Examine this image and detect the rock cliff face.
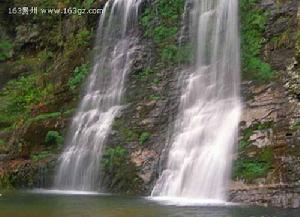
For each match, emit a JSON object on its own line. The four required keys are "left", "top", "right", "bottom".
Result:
{"left": 229, "top": 0, "right": 300, "bottom": 208}
{"left": 0, "top": 0, "right": 104, "bottom": 189}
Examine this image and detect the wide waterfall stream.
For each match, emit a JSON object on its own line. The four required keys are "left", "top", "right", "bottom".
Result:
{"left": 54, "top": 0, "right": 141, "bottom": 191}
{"left": 152, "top": 0, "right": 241, "bottom": 202}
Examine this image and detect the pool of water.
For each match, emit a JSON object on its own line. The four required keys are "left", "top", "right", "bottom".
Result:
{"left": 0, "top": 190, "right": 299, "bottom": 217}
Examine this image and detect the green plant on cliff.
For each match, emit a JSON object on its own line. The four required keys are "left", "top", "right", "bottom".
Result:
{"left": 31, "top": 151, "right": 52, "bottom": 161}
{"left": 45, "top": 131, "right": 64, "bottom": 146}
{"left": 296, "top": 31, "right": 300, "bottom": 53}
{"left": 139, "top": 132, "right": 151, "bottom": 145}
{"left": 68, "top": 63, "right": 90, "bottom": 90}
{"left": 233, "top": 148, "right": 273, "bottom": 182}
{"left": 0, "top": 139, "right": 8, "bottom": 153}
{"left": 102, "top": 146, "right": 127, "bottom": 171}
{"left": 233, "top": 122, "right": 274, "bottom": 182}
{"left": 0, "top": 74, "right": 54, "bottom": 120}
{"left": 102, "top": 146, "right": 140, "bottom": 193}
{"left": 0, "top": 40, "right": 13, "bottom": 61}
{"left": 141, "top": 0, "right": 186, "bottom": 64}
{"left": 240, "top": 0, "right": 274, "bottom": 81}
{"left": 238, "top": 121, "right": 274, "bottom": 150}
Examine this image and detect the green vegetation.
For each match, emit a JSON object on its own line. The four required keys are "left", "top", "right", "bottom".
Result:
{"left": 31, "top": 151, "right": 52, "bottom": 161}
{"left": 139, "top": 132, "right": 151, "bottom": 145}
{"left": 0, "top": 40, "right": 13, "bottom": 61}
{"left": 102, "top": 146, "right": 127, "bottom": 172}
{"left": 239, "top": 121, "right": 273, "bottom": 150}
{"left": 149, "top": 94, "right": 161, "bottom": 101}
{"left": 296, "top": 31, "right": 300, "bottom": 54}
{"left": 0, "top": 0, "right": 96, "bottom": 190}
{"left": 0, "top": 139, "right": 8, "bottom": 153}
{"left": 233, "top": 122, "right": 274, "bottom": 182}
{"left": 233, "top": 148, "right": 273, "bottom": 182}
{"left": 45, "top": 131, "right": 63, "bottom": 146}
{"left": 68, "top": 63, "right": 90, "bottom": 90}
{"left": 0, "top": 74, "right": 54, "bottom": 122}
{"left": 102, "top": 146, "right": 141, "bottom": 194}
{"left": 136, "top": 68, "right": 154, "bottom": 81}
{"left": 140, "top": 0, "right": 187, "bottom": 64}
{"left": 240, "top": 0, "right": 274, "bottom": 81}
{"left": 113, "top": 119, "right": 138, "bottom": 143}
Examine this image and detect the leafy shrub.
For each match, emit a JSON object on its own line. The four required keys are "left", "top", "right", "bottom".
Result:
{"left": 139, "top": 132, "right": 151, "bottom": 145}
{"left": 68, "top": 64, "right": 90, "bottom": 90}
{"left": 45, "top": 131, "right": 63, "bottom": 146}
{"left": 0, "top": 40, "right": 13, "bottom": 61}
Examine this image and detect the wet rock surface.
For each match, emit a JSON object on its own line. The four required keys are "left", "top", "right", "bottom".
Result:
{"left": 230, "top": 0, "right": 300, "bottom": 208}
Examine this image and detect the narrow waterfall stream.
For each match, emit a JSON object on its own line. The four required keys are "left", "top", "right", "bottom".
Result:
{"left": 152, "top": 0, "right": 241, "bottom": 202}
{"left": 54, "top": 0, "right": 141, "bottom": 191}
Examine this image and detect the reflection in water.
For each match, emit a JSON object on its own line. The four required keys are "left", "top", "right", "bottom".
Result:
{"left": 0, "top": 192, "right": 299, "bottom": 217}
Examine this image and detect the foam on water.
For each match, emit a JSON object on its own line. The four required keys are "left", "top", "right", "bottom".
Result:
{"left": 29, "top": 189, "right": 104, "bottom": 196}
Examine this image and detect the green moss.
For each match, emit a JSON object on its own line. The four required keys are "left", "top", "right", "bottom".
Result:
{"left": 139, "top": 132, "right": 151, "bottom": 145}
{"left": 240, "top": 0, "right": 274, "bottom": 81}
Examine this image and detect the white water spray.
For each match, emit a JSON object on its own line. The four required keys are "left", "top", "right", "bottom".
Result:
{"left": 152, "top": 0, "right": 241, "bottom": 202}
{"left": 54, "top": 0, "right": 142, "bottom": 191}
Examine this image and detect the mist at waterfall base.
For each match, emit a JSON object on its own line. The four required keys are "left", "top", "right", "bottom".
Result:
{"left": 54, "top": 0, "right": 141, "bottom": 191}
{"left": 151, "top": 0, "right": 241, "bottom": 204}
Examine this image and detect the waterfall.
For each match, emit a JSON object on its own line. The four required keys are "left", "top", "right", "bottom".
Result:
{"left": 54, "top": 0, "right": 142, "bottom": 191}
{"left": 152, "top": 0, "right": 241, "bottom": 202}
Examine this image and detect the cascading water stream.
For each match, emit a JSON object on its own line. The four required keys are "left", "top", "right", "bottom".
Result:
{"left": 152, "top": 0, "right": 241, "bottom": 202}
{"left": 54, "top": 0, "right": 141, "bottom": 191}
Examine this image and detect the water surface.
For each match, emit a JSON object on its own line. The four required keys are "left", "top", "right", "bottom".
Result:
{"left": 0, "top": 191, "right": 299, "bottom": 217}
